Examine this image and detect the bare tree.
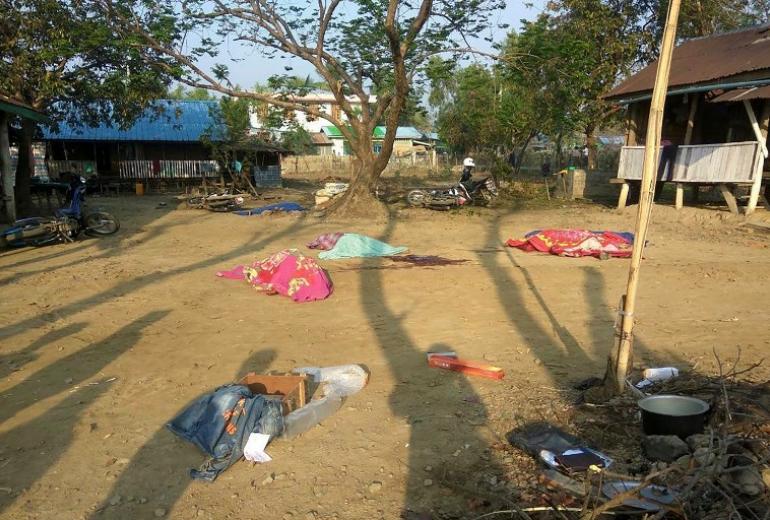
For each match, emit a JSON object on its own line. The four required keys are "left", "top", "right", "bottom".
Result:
{"left": 98, "top": 0, "right": 506, "bottom": 215}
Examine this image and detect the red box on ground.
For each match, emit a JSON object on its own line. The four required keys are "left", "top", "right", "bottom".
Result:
{"left": 427, "top": 355, "right": 505, "bottom": 380}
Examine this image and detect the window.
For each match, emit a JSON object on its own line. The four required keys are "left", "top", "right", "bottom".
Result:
{"left": 373, "top": 143, "right": 382, "bottom": 155}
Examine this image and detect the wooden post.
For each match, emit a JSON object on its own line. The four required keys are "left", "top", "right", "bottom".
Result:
{"left": 744, "top": 99, "right": 770, "bottom": 158}
{"left": 744, "top": 100, "right": 769, "bottom": 214}
{"left": 719, "top": 183, "right": 740, "bottom": 214}
{"left": 605, "top": 0, "right": 682, "bottom": 395}
{"left": 675, "top": 183, "right": 685, "bottom": 209}
{"left": 0, "top": 112, "right": 14, "bottom": 222}
{"left": 618, "top": 181, "right": 630, "bottom": 210}
{"left": 675, "top": 96, "right": 699, "bottom": 210}
{"left": 683, "top": 95, "right": 699, "bottom": 145}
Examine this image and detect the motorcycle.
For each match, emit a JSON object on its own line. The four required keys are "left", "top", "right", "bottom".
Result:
{"left": 407, "top": 176, "right": 498, "bottom": 209}
{"left": 186, "top": 192, "right": 245, "bottom": 212}
{"left": 1, "top": 180, "right": 120, "bottom": 248}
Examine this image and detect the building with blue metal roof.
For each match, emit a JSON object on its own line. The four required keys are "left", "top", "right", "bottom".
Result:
{"left": 40, "top": 100, "right": 282, "bottom": 183}
{"left": 42, "top": 100, "right": 221, "bottom": 142}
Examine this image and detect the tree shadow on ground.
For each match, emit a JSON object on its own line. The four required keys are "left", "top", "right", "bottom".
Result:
{"left": 0, "top": 241, "right": 94, "bottom": 269}
{"left": 0, "top": 196, "right": 178, "bottom": 272}
{"left": 361, "top": 215, "right": 510, "bottom": 519}
{"left": 480, "top": 215, "right": 694, "bottom": 470}
{"left": 477, "top": 214, "right": 688, "bottom": 390}
{"left": 0, "top": 201, "right": 191, "bottom": 287}
{"left": 0, "top": 214, "right": 316, "bottom": 341}
{"left": 0, "top": 310, "right": 170, "bottom": 515}
{"left": 90, "top": 348, "right": 277, "bottom": 519}
{"left": 0, "top": 311, "right": 170, "bottom": 424}
{"left": 0, "top": 321, "right": 87, "bottom": 380}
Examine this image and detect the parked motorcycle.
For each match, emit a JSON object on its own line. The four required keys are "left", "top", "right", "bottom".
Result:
{"left": 407, "top": 177, "right": 498, "bottom": 209}
{"left": 1, "top": 179, "right": 119, "bottom": 248}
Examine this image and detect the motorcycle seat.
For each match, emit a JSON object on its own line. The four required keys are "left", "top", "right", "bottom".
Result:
{"left": 55, "top": 208, "right": 77, "bottom": 218}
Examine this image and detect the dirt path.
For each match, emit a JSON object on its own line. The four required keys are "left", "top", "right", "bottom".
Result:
{"left": 1, "top": 196, "right": 769, "bottom": 519}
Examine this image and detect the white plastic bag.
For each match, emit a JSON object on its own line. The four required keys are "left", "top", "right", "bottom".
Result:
{"left": 281, "top": 365, "right": 368, "bottom": 438}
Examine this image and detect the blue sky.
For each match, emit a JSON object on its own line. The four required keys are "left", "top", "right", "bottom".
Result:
{"left": 196, "top": 1, "right": 545, "bottom": 90}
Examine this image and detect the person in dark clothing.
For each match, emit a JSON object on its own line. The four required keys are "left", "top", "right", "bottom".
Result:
{"left": 460, "top": 156, "right": 475, "bottom": 183}
{"left": 541, "top": 160, "right": 551, "bottom": 177}
{"left": 459, "top": 157, "right": 477, "bottom": 194}
{"left": 508, "top": 151, "right": 516, "bottom": 171}
{"left": 63, "top": 172, "right": 85, "bottom": 206}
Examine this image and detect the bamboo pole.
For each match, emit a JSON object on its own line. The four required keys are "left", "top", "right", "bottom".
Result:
{"left": 606, "top": 0, "right": 682, "bottom": 394}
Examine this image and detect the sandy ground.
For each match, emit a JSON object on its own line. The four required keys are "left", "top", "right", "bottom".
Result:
{"left": 1, "top": 189, "right": 769, "bottom": 520}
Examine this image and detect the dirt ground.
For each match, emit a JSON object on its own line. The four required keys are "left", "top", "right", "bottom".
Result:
{"left": 1, "top": 186, "right": 769, "bottom": 520}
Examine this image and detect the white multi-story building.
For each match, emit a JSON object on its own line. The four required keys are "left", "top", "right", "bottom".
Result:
{"left": 248, "top": 91, "right": 439, "bottom": 160}
{"left": 249, "top": 91, "right": 377, "bottom": 135}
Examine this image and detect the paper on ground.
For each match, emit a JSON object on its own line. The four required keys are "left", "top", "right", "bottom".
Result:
{"left": 244, "top": 433, "right": 272, "bottom": 463}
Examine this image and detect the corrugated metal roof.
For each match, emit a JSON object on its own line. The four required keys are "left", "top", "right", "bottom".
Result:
{"left": 606, "top": 25, "right": 770, "bottom": 101}
{"left": 393, "top": 126, "right": 423, "bottom": 139}
{"left": 310, "top": 132, "right": 333, "bottom": 145}
{"left": 597, "top": 135, "right": 625, "bottom": 145}
{"left": 322, "top": 126, "right": 344, "bottom": 138}
{"left": 709, "top": 85, "right": 770, "bottom": 102}
{"left": 42, "top": 100, "right": 221, "bottom": 142}
{"left": 322, "top": 125, "right": 422, "bottom": 139}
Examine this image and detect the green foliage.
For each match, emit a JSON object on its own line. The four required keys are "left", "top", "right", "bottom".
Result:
{"left": 433, "top": 65, "right": 500, "bottom": 153}
{"left": 202, "top": 96, "right": 252, "bottom": 146}
{"left": 658, "top": 0, "right": 769, "bottom": 40}
{"left": 167, "top": 86, "right": 214, "bottom": 100}
{"left": 202, "top": 95, "right": 267, "bottom": 180}
{"left": 0, "top": 0, "right": 177, "bottom": 122}
{"left": 101, "top": 0, "right": 508, "bottom": 195}
{"left": 1, "top": 0, "right": 178, "bottom": 213}
{"left": 281, "top": 125, "right": 315, "bottom": 155}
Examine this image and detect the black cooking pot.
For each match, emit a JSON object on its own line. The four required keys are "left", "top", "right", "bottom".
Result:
{"left": 638, "top": 395, "right": 710, "bottom": 438}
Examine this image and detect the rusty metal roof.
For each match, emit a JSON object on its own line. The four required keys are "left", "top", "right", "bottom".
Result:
{"left": 606, "top": 25, "right": 770, "bottom": 102}
{"left": 310, "top": 132, "right": 332, "bottom": 145}
{"left": 708, "top": 85, "right": 770, "bottom": 102}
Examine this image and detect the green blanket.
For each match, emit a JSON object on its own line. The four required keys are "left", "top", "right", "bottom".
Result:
{"left": 318, "top": 233, "right": 407, "bottom": 260}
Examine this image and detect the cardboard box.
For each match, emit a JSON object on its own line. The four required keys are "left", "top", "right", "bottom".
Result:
{"left": 238, "top": 374, "right": 307, "bottom": 414}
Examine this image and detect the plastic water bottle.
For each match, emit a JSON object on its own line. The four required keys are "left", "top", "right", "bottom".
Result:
{"left": 642, "top": 367, "right": 679, "bottom": 382}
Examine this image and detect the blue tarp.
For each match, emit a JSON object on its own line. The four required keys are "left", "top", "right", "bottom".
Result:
{"left": 234, "top": 202, "right": 305, "bottom": 216}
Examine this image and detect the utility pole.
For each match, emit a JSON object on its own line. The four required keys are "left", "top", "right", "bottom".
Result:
{"left": 605, "top": 0, "right": 682, "bottom": 395}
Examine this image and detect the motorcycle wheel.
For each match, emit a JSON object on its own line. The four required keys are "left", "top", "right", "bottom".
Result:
{"left": 186, "top": 196, "right": 205, "bottom": 208}
{"left": 407, "top": 190, "right": 428, "bottom": 207}
{"left": 84, "top": 212, "right": 120, "bottom": 236}
{"left": 208, "top": 203, "right": 239, "bottom": 212}
{"left": 479, "top": 189, "right": 494, "bottom": 205}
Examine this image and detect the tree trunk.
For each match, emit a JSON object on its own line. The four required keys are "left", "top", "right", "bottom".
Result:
{"left": 0, "top": 112, "right": 14, "bottom": 223}
{"left": 14, "top": 118, "right": 36, "bottom": 217}
{"left": 585, "top": 126, "right": 597, "bottom": 170}
{"left": 514, "top": 130, "right": 536, "bottom": 178}
{"left": 555, "top": 132, "right": 564, "bottom": 170}
{"left": 325, "top": 146, "right": 388, "bottom": 219}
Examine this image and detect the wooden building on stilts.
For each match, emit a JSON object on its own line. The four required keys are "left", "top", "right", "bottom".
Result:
{"left": 605, "top": 25, "right": 770, "bottom": 215}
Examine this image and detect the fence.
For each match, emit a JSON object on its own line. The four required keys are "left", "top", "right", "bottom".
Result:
{"left": 282, "top": 152, "right": 448, "bottom": 177}
{"left": 118, "top": 160, "right": 220, "bottom": 179}
{"left": 46, "top": 160, "right": 97, "bottom": 178}
{"left": 252, "top": 165, "right": 282, "bottom": 187}
{"left": 617, "top": 142, "right": 762, "bottom": 183}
